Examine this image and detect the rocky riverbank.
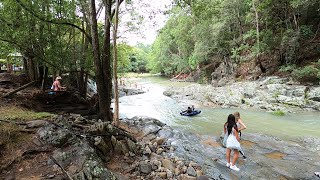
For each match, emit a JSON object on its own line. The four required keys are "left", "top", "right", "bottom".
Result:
{"left": 1, "top": 113, "right": 319, "bottom": 179}
{"left": 164, "top": 76, "right": 320, "bottom": 113}
{"left": 0, "top": 114, "right": 212, "bottom": 180}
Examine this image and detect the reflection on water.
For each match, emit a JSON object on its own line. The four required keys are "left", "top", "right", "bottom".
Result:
{"left": 116, "top": 76, "right": 320, "bottom": 140}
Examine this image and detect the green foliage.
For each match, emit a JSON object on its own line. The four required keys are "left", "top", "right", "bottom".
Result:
{"left": 280, "top": 61, "right": 320, "bottom": 83}
{"left": 150, "top": 0, "right": 320, "bottom": 79}
{"left": 231, "top": 44, "right": 250, "bottom": 62}
{"left": 271, "top": 110, "right": 285, "bottom": 116}
{"left": 279, "top": 64, "right": 297, "bottom": 73}
{"left": 299, "top": 25, "right": 314, "bottom": 39}
{"left": 0, "top": 0, "right": 93, "bottom": 75}
{"left": 292, "top": 65, "right": 319, "bottom": 83}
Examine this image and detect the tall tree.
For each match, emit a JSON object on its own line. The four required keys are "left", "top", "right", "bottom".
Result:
{"left": 112, "top": 0, "right": 121, "bottom": 124}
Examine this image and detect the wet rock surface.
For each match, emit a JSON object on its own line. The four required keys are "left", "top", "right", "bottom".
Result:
{"left": 122, "top": 116, "right": 320, "bottom": 179}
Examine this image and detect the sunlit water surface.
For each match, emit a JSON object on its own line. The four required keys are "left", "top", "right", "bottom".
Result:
{"left": 116, "top": 76, "right": 320, "bottom": 140}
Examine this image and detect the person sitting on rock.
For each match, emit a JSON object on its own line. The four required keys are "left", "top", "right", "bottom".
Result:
{"left": 51, "top": 76, "right": 66, "bottom": 91}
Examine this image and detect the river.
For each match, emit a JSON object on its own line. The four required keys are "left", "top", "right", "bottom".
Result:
{"left": 117, "top": 76, "right": 320, "bottom": 141}
{"left": 114, "top": 76, "right": 320, "bottom": 179}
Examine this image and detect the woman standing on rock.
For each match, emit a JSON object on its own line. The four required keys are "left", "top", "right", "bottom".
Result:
{"left": 234, "top": 111, "right": 247, "bottom": 159}
{"left": 225, "top": 114, "right": 241, "bottom": 171}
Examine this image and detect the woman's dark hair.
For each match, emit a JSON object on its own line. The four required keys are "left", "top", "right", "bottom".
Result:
{"left": 227, "top": 114, "right": 237, "bottom": 135}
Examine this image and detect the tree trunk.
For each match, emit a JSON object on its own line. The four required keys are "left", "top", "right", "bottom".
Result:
{"left": 112, "top": 0, "right": 120, "bottom": 124}
{"left": 89, "top": 0, "right": 112, "bottom": 121}
{"left": 78, "top": 18, "right": 90, "bottom": 98}
{"left": 252, "top": 0, "right": 260, "bottom": 65}
{"left": 26, "top": 57, "right": 39, "bottom": 82}
{"left": 102, "top": 0, "right": 113, "bottom": 121}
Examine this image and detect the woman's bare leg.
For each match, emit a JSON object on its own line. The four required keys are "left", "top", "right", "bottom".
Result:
{"left": 232, "top": 150, "right": 239, "bottom": 166}
{"left": 226, "top": 148, "right": 231, "bottom": 163}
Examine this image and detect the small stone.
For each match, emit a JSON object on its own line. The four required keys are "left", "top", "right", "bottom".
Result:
{"left": 178, "top": 174, "right": 197, "bottom": 180}
{"left": 196, "top": 170, "right": 203, "bottom": 176}
{"left": 158, "top": 172, "right": 167, "bottom": 179}
{"left": 129, "top": 151, "right": 135, "bottom": 157}
{"left": 166, "top": 169, "right": 173, "bottom": 178}
{"left": 151, "top": 160, "right": 161, "bottom": 170}
{"left": 187, "top": 167, "right": 197, "bottom": 177}
{"left": 151, "top": 137, "right": 166, "bottom": 146}
{"left": 175, "top": 167, "right": 181, "bottom": 176}
{"left": 149, "top": 144, "right": 156, "bottom": 152}
{"left": 162, "top": 158, "right": 175, "bottom": 172}
{"left": 189, "top": 161, "right": 199, "bottom": 167}
{"left": 153, "top": 142, "right": 158, "bottom": 148}
{"left": 47, "top": 174, "right": 55, "bottom": 179}
{"left": 154, "top": 176, "right": 163, "bottom": 180}
{"left": 182, "top": 166, "right": 188, "bottom": 173}
{"left": 150, "top": 152, "right": 162, "bottom": 160}
{"left": 143, "top": 146, "right": 152, "bottom": 155}
{"left": 156, "top": 148, "right": 164, "bottom": 154}
{"left": 139, "top": 161, "right": 152, "bottom": 174}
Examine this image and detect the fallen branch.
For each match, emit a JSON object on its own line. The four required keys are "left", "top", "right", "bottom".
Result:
{"left": 3, "top": 81, "right": 37, "bottom": 98}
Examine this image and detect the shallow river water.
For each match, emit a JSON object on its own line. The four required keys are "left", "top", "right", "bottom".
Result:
{"left": 117, "top": 76, "right": 320, "bottom": 141}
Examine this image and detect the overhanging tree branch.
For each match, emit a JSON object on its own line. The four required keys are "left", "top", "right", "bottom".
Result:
{"left": 15, "top": 0, "right": 92, "bottom": 43}
{"left": 0, "top": 38, "right": 23, "bottom": 49}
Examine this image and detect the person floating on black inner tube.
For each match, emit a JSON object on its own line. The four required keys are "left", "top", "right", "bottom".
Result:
{"left": 181, "top": 106, "right": 192, "bottom": 114}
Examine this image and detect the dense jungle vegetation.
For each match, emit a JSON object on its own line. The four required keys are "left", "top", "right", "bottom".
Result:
{"left": 148, "top": 0, "right": 320, "bottom": 83}
{"left": 0, "top": 0, "right": 320, "bottom": 119}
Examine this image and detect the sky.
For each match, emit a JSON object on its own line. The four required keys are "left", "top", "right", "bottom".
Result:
{"left": 117, "top": 0, "right": 172, "bottom": 46}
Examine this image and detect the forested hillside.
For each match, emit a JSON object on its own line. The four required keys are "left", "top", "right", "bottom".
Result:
{"left": 148, "top": 0, "right": 320, "bottom": 84}
{"left": 0, "top": 0, "right": 319, "bottom": 95}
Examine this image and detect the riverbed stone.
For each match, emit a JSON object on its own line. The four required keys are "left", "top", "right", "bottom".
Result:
{"left": 196, "top": 170, "right": 203, "bottom": 176}
{"left": 157, "top": 172, "right": 167, "bottom": 179}
{"left": 178, "top": 174, "right": 197, "bottom": 180}
{"left": 186, "top": 167, "right": 197, "bottom": 177}
{"left": 139, "top": 161, "right": 152, "bottom": 174}
{"left": 156, "top": 147, "right": 164, "bottom": 154}
{"left": 143, "top": 145, "right": 152, "bottom": 155}
{"left": 162, "top": 158, "right": 175, "bottom": 172}
{"left": 166, "top": 169, "right": 173, "bottom": 178}
{"left": 151, "top": 137, "right": 166, "bottom": 146}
